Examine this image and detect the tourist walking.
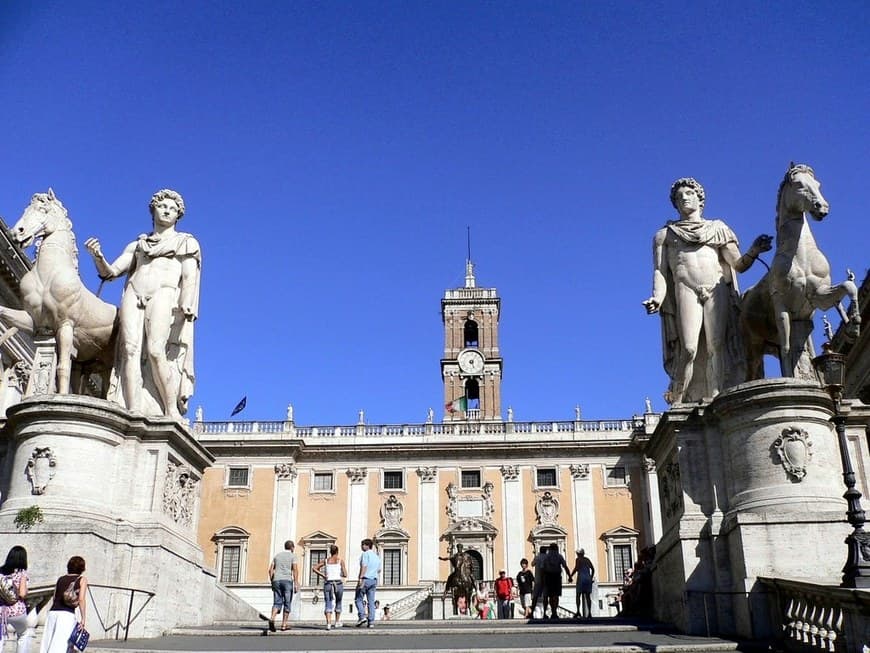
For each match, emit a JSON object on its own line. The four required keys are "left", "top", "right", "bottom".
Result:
{"left": 268, "top": 540, "right": 298, "bottom": 632}
{"left": 569, "top": 548, "right": 595, "bottom": 618}
{"left": 313, "top": 544, "right": 347, "bottom": 630}
{"left": 493, "top": 569, "right": 513, "bottom": 619}
{"left": 1, "top": 546, "right": 35, "bottom": 653}
{"left": 530, "top": 546, "right": 549, "bottom": 618}
{"left": 516, "top": 558, "right": 535, "bottom": 618}
{"left": 40, "top": 556, "right": 87, "bottom": 653}
{"left": 540, "top": 543, "right": 571, "bottom": 619}
{"left": 354, "top": 538, "right": 381, "bottom": 628}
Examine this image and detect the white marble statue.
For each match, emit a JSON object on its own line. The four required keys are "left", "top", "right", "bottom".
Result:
{"left": 86, "top": 189, "right": 201, "bottom": 419}
{"left": 286, "top": 404, "right": 294, "bottom": 422}
{"left": 643, "top": 178, "right": 771, "bottom": 404}
{"left": 426, "top": 407, "right": 434, "bottom": 424}
{"left": 741, "top": 164, "right": 861, "bottom": 380}
{"left": 195, "top": 405, "right": 204, "bottom": 423}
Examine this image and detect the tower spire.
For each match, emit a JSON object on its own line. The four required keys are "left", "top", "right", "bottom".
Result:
{"left": 464, "top": 226, "right": 476, "bottom": 288}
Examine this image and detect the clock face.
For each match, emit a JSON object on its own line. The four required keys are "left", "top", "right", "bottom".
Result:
{"left": 458, "top": 349, "right": 485, "bottom": 374}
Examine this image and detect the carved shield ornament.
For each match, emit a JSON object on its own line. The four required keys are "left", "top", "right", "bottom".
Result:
{"left": 773, "top": 427, "right": 812, "bottom": 481}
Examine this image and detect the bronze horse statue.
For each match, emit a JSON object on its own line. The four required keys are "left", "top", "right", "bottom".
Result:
{"left": 1, "top": 190, "right": 118, "bottom": 395}
{"left": 742, "top": 164, "right": 860, "bottom": 380}
{"left": 442, "top": 548, "right": 475, "bottom": 616}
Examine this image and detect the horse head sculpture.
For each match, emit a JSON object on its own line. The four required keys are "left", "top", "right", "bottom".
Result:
{"left": 11, "top": 188, "right": 73, "bottom": 248}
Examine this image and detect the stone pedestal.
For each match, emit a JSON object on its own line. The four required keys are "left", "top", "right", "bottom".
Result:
{"left": 0, "top": 395, "right": 258, "bottom": 638}
{"left": 647, "top": 379, "right": 852, "bottom": 638}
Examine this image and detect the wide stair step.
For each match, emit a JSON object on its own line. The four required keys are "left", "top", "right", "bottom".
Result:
{"left": 88, "top": 618, "right": 751, "bottom": 653}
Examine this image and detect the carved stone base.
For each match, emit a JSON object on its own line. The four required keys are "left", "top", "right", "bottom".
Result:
{"left": 0, "top": 395, "right": 258, "bottom": 637}
{"left": 647, "top": 380, "right": 858, "bottom": 639}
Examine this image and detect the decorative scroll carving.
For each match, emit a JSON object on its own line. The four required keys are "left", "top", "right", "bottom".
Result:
{"left": 772, "top": 426, "right": 813, "bottom": 482}
{"left": 26, "top": 447, "right": 56, "bottom": 495}
{"left": 416, "top": 467, "right": 437, "bottom": 482}
{"left": 535, "top": 491, "right": 559, "bottom": 526}
{"left": 500, "top": 465, "right": 519, "bottom": 481}
{"left": 347, "top": 467, "right": 368, "bottom": 484}
{"left": 569, "top": 463, "right": 590, "bottom": 479}
{"left": 381, "top": 494, "right": 404, "bottom": 528}
{"left": 274, "top": 462, "right": 298, "bottom": 480}
{"left": 643, "top": 456, "right": 656, "bottom": 473}
{"left": 163, "top": 460, "right": 198, "bottom": 527}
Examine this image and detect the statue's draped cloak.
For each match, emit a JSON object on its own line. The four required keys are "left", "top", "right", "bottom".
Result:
{"left": 659, "top": 218, "right": 745, "bottom": 402}
{"left": 107, "top": 232, "right": 201, "bottom": 416}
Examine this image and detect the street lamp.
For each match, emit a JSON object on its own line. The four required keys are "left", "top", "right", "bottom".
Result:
{"left": 812, "top": 343, "right": 870, "bottom": 588}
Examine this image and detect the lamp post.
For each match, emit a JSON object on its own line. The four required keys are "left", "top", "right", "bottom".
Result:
{"left": 812, "top": 343, "right": 870, "bottom": 588}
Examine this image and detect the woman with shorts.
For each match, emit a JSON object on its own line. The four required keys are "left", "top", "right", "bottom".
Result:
{"left": 313, "top": 545, "right": 347, "bottom": 630}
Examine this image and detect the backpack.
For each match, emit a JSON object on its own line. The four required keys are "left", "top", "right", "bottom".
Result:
{"left": 0, "top": 574, "right": 17, "bottom": 606}
{"left": 63, "top": 577, "right": 80, "bottom": 608}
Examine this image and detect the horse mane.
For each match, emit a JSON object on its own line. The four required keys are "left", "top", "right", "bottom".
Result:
{"left": 775, "top": 163, "right": 815, "bottom": 231}
{"left": 31, "top": 192, "right": 73, "bottom": 232}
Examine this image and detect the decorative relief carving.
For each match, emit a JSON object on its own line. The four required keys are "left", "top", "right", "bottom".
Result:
{"left": 660, "top": 459, "right": 684, "bottom": 520}
{"left": 535, "top": 491, "right": 559, "bottom": 526}
{"left": 569, "top": 463, "right": 590, "bottom": 480}
{"left": 643, "top": 456, "right": 656, "bottom": 473}
{"left": 274, "top": 462, "right": 298, "bottom": 480}
{"left": 163, "top": 460, "right": 198, "bottom": 528}
{"left": 26, "top": 447, "right": 56, "bottom": 495}
{"left": 500, "top": 465, "right": 519, "bottom": 481}
{"left": 482, "top": 481, "right": 494, "bottom": 521}
{"left": 446, "top": 482, "right": 458, "bottom": 522}
{"left": 416, "top": 467, "right": 437, "bottom": 482}
{"left": 772, "top": 426, "right": 813, "bottom": 482}
{"left": 380, "top": 494, "right": 404, "bottom": 528}
{"left": 347, "top": 467, "right": 368, "bottom": 484}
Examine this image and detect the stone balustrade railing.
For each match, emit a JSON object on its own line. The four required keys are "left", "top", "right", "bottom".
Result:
{"left": 194, "top": 417, "right": 645, "bottom": 439}
{"left": 758, "top": 577, "right": 870, "bottom": 652}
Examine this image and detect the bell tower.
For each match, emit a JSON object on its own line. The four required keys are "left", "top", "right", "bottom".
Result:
{"left": 441, "top": 259, "right": 503, "bottom": 421}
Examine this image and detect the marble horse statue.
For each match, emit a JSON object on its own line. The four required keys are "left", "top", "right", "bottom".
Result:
{"left": 741, "top": 163, "right": 860, "bottom": 380}
{"left": 1, "top": 189, "right": 117, "bottom": 395}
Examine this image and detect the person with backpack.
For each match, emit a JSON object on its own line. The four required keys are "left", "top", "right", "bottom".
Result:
{"left": 541, "top": 543, "right": 571, "bottom": 619}
{"left": 40, "top": 556, "right": 87, "bottom": 653}
{"left": 493, "top": 569, "right": 514, "bottom": 619}
{"left": 1, "top": 545, "right": 34, "bottom": 653}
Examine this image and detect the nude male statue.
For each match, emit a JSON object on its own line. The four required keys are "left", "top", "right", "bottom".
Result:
{"left": 85, "top": 189, "right": 201, "bottom": 419}
{"left": 643, "top": 178, "right": 771, "bottom": 404}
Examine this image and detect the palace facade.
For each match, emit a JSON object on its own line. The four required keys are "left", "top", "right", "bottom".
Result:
{"left": 193, "top": 261, "right": 662, "bottom": 618}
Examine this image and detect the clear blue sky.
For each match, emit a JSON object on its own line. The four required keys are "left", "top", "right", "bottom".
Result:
{"left": 1, "top": 1, "right": 867, "bottom": 423}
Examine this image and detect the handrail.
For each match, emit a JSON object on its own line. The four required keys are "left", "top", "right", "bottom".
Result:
{"left": 86, "top": 582, "right": 156, "bottom": 641}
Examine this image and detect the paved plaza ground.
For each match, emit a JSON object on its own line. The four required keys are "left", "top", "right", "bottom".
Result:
{"left": 88, "top": 619, "right": 749, "bottom": 653}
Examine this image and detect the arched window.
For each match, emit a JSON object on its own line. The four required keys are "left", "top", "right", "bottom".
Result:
{"left": 466, "top": 549, "right": 483, "bottom": 581}
{"left": 212, "top": 526, "right": 250, "bottom": 584}
{"left": 463, "top": 320, "right": 479, "bottom": 347}
{"left": 465, "top": 379, "right": 480, "bottom": 409}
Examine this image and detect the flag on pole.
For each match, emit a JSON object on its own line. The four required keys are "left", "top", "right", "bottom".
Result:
{"left": 445, "top": 396, "right": 467, "bottom": 413}
{"left": 231, "top": 396, "right": 247, "bottom": 416}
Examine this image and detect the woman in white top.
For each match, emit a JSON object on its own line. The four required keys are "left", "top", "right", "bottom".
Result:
{"left": 313, "top": 545, "right": 347, "bottom": 630}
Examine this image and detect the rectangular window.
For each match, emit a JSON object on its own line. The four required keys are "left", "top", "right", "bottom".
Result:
{"left": 536, "top": 467, "right": 557, "bottom": 487}
{"left": 312, "top": 472, "right": 334, "bottom": 492}
{"left": 613, "top": 544, "right": 633, "bottom": 582}
{"left": 461, "top": 470, "right": 481, "bottom": 488}
{"left": 227, "top": 467, "right": 249, "bottom": 487}
{"left": 383, "top": 470, "right": 404, "bottom": 490}
{"left": 220, "top": 545, "right": 241, "bottom": 583}
{"left": 382, "top": 548, "right": 402, "bottom": 585}
{"left": 606, "top": 466, "right": 627, "bottom": 487}
{"left": 308, "top": 549, "right": 327, "bottom": 586}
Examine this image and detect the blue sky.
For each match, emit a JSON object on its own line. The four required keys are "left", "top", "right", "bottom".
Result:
{"left": 0, "top": 1, "right": 867, "bottom": 423}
